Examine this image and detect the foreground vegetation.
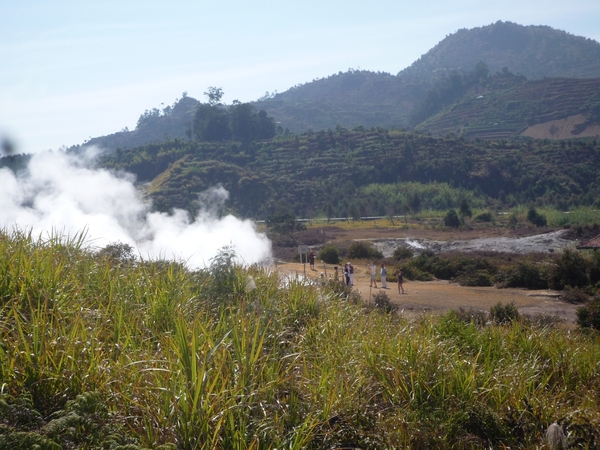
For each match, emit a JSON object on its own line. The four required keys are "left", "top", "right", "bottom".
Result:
{"left": 1, "top": 230, "right": 600, "bottom": 449}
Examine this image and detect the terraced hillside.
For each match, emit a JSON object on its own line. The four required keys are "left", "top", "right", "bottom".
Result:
{"left": 417, "top": 77, "right": 600, "bottom": 139}
{"left": 99, "top": 129, "right": 600, "bottom": 219}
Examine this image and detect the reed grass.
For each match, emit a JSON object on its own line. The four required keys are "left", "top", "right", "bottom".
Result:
{"left": 1, "top": 228, "right": 600, "bottom": 448}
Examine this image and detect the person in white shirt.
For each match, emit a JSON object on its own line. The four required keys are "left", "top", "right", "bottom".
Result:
{"left": 370, "top": 263, "right": 378, "bottom": 288}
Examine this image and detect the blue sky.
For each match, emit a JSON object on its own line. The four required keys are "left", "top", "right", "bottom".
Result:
{"left": 1, "top": 0, "right": 600, "bottom": 154}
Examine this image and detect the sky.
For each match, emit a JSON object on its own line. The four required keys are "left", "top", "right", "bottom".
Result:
{"left": 1, "top": 0, "right": 600, "bottom": 155}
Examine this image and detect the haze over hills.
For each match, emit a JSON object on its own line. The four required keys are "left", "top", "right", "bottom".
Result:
{"left": 73, "top": 21, "right": 600, "bottom": 151}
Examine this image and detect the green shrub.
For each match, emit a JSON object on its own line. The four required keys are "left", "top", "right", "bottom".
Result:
{"left": 549, "top": 249, "right": 589, "bottom": 290}
{"left": 490, "top": 302, "right": 519, "bottom": 325}
{"left": 400, "top": 265, "right": 434, "bottom": 281}
{"left": 576, "top": 297, "right": 600, "bottom": 330}
{"left": 444, "top": 209, "right": 460, "bottom": 228}
{"left": 393, "top": 246, "right": 414, "bottom": 260}
{"left": 458, "top": 270, "right": 493, "bottom": 287}
{"left": 346, "top": 241, "right": 382, "bottom": 259}
{"left": 372, "top": 291, "right": 397, "bottom": 313}
{"left": 405, "top": 251, "right": 496, "bottom": 282}
{"left": 496, "top": 261, "right": 548, "bottom": 289}
{"left": 319, "top": 245, "right": 340, "bottom": 264}
{"left": 527, "top": 206, "right": 547, "bottom": 227}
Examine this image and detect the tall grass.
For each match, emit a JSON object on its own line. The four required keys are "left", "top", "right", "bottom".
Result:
{"left": 1, "top": 229, "right": 600, "bottom": 448}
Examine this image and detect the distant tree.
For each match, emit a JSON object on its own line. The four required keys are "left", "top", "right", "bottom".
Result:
{"left": 204, "top": 86, "right": 224, "bottom": 106}
{"left": 255, "top": 110, "right": 276, "bottom": 139}
{"left": 266, "top": 209, "right": 306, "bottom": 245}
{"left": 349, "top": 203, "right": 360, "bottom": 222}
{"left": 193, "top": 104, "right": 231, "bottom": 141}
{"left": 325, "top": 202, "right": 333, "bottom": 223}
{"left": 230, "top": 102, "right": 256, "bottom": 142}
{"left": 230, "top": 103, "right": 276, "bottom": 142}
{"left": 409, "top": 192, "right": 422, "bottom": 217}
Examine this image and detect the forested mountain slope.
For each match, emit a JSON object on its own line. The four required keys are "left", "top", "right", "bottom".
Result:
{"left": 98, "top": 129, "right": 600, "bottom": 219}
{"left": 256, "top": 21, "right": 600, "bottom": 133}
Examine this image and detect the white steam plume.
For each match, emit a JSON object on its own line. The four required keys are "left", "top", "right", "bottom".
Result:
{"left": 0, "top": 149, "right": 271, "bottom": 266}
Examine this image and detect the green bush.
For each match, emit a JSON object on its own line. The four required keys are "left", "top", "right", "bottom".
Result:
{"left": 576, "top": 297, "right": 600, "bottom": 330}
{"left": 444, "top": 209, "right": 461, "bottom": 228}
{"left": 372, "top": 291, "right": 397, "bottom": 313}
{"left": 527, "top": 206, "right": 547, "bottom": 227}
{"left": 458, "top": 270, "right": 494, "bottom": 287}
{"left": 549, "top": 249, "right": 589, "bottom": 290}
{"left": 496, "top": 261, "right": 548, "bottom": 289}
{"left": 490, "top": 302, "right": 520, "bottom": 325}
{"left": 318, "top": 245, "right": 340, "bottom": 264}
{"left": 405, "top": 251, "right": 496, "bottom": 282}
{"left": 346, "top": 241, "right": 382, "bottom": 260}
{"left": 400, "top": 264, "right": 434, "bottom": 281}
{"left": 393, "top": 246, "right": 414, "bottom": 260}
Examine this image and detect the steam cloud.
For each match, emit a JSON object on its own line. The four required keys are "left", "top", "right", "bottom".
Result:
{"left": 0, "top": 149, "right": 272, "bottom": 267}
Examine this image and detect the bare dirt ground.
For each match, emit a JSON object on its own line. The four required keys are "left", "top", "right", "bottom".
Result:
{"left": 274, "top": 225, "right": 581, "bottom": 324}
{"left": 277, "top": 262, "right": 578, "bottom": 323}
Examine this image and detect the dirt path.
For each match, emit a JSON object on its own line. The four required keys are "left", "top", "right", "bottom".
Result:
{"left": 276, "top": 262, "right": 579, "bottom": 323}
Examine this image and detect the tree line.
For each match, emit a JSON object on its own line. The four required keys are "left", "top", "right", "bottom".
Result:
{"left": 190, "top": 87, "right": 277, "bottom": 143}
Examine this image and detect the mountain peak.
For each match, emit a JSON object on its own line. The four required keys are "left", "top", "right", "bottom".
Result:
{"left": 399, "top": 21, "right": 600, "bottom": 80}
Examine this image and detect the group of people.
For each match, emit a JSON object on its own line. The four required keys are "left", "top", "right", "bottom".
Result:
{"left": 308, "top": 249, "right": 404, "bottom": 294}
{"left": 370, "top": 262, "right": 405, "bottom": 294}
{"left": 331, "top": 262, "right": 355, "bottom": 286}
{"left": 328, "top": 261, "right": 405, "bottom": 294}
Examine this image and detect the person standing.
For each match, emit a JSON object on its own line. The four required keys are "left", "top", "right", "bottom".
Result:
{"left": 308, "top": 250, "right": 315, "bottom": 270}
{"left": 370, "top": 262, "right": 378, "bottom": 288}
{"left": 381, "top": 263, "right": 387, "bottom": 289}
{"left": 396, "top": 267, "right": 405, "bottom": 294}
{"left": 333, "top": 266, "right": 339, "bottom": 284}
{"left": 349, "top": 263, "right": 354, "bottom": 286}
{"left": 344, "top": 263, "right": 350, "bottom": 286}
